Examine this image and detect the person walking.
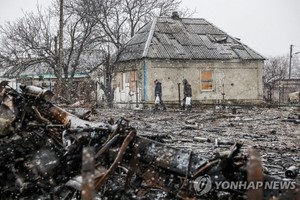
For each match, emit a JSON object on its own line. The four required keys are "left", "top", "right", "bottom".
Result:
{"left": 182, "top": 79, "right": 192, "bottom": 111}
{"left": 154, "top": 79, "right": 167, "bottom": 111}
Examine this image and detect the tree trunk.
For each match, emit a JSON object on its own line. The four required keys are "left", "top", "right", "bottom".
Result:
{"left": 56, "top": 0, "right": 64, "bottom": 97}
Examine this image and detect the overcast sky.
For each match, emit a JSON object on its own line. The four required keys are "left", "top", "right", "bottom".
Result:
{"left": 1, "top": 0, "right": 299, "bottom": 57}
{"left": 181, "top": 0, "right": 300, "bottom": 57}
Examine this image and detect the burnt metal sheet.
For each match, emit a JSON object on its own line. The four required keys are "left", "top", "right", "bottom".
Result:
{"left": 0, "top": 103, "right": 15, "bottom": 136}
{"left": 135, "top": 136, "right": 207, "bottom": 176}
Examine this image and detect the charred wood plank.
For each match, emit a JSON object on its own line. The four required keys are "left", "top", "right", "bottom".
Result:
{"left": 81, "top": 147, "right": 95, "bottom": 200}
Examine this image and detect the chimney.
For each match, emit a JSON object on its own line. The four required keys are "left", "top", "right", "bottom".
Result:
{"left": 171, "top": 11, "right": 180, "bottom": 20}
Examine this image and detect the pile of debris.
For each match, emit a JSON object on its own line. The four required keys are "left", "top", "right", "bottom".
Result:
{"left": 0, "top": 81, "right": 299, "bottom": 199}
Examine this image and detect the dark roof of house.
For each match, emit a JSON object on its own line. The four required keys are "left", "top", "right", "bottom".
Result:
{"left": 118, "top": 16, "right": 264, "bottom": 62}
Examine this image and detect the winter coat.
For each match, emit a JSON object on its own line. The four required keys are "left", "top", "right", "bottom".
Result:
{"left": 155, "top": 82, "right": 162, "bottom": 96}
{"left": 184, "top": 82, "right": 192, "bottom": 97}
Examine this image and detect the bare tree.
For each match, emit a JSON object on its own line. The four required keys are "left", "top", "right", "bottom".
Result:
{"left": 264, "top": 56, "right": 289, "bottom": 84}
{"left": 0, "top": 0, "right": 188, "bottom": 106}
{"left": 263, "top": 55, "right": 289, "bottom": 102}
{"left": 70, "top": 0, "right": 184, "bottom": 106}
{"left": 56, "top": 0, "right": 64, "bottom": 97}
{"left": 0, "top": 3, "right": 105, "bottom": 102}
{"left": 0, "top": 8, "right": 56, "bottom": 76}
{"left": 123, "top": 0, "right": 182, "bottom": 37}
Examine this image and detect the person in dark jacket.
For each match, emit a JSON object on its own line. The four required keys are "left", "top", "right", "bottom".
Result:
{"left": 182, "top": 79, "right": 192, "bottom": 111}
{"left": 154, "top": 79, "right": 167, "bottom": 111}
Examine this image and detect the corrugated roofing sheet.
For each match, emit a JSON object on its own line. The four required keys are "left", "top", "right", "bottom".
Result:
{"left": 127, "top": 32, "right": 148, "bottom": 45}
{"left": 119, "top": 43, "right": 145, "bottom": 61}
{"left": 244, "top": 46, "right": 264, "bottom": 60}
{"left": 156, "top": 22, "right": 173, "bottom": 33}
{"left": 154, "top": 33, "right": 171, "bottom": 45}
{"left": 187, "top": 33, "right": 206, "bottom": 46}
{"left": 138, "top": 22, "right": 152, "bottom": 33}
{"left": 181, "top": 18, "right": 208, "bottom": 25}
{"left": 185, "top": 46, "right": 207, "bottom": 59}
{"left": 199, "top": 35, "right": 216, "bottom": 49}
{"left": 148, "top": 44, "right": 170, "bottom": 58}
{"left": 173, "top": 33, "right": 190, "bottom": 45}
{"left": 232, "top": 48, "right": 253, "bottom": 60}
{"left": 117, "top": 16, "right": 264, "bottom": 62}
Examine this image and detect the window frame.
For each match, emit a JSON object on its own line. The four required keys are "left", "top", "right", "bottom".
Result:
{"left": 200, "top": 70, "right": 214, "bottom": 91}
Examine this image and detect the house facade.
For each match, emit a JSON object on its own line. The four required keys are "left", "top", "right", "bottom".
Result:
{"left": 114, "top": 13, "right": 265, "bottom": 108}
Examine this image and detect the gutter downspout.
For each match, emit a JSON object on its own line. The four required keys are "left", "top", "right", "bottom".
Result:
{"left": 143, "top": 59, "right": 147, "bottom": 101}
{"left": 142, "top": 18, "right": 157, "bottom": 102}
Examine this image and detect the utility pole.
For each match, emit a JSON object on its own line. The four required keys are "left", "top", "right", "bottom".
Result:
{"left": 288, "top": 44, "right": 293, "bottom": 79}
{"left": 56, "top": 0, "right": 64, "bottom": 96}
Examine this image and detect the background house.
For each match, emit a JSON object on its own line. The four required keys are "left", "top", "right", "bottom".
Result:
{"left": 115, "top": 12, "right": 265, "bottom": 108}
{"left": 1, "top": 64, "right": 98, "bottom": 104}
{"left": 267, "top": 79, "right": 300, "bottom": 104}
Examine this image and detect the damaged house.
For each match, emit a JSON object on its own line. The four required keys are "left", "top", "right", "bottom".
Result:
{"left": 1, "top": 64, "right": 96, "bottom": 103}
{"left": 114, "top": 12, "right": 265, "bottom": 108}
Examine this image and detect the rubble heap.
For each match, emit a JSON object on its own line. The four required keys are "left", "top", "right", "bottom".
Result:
{"left": 0, "top": 82, "right": 299, "bottom": 199}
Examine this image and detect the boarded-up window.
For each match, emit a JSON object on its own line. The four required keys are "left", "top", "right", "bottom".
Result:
{"left": 130, "top": 71, "right": 137, "bottom": 91}
{"left": 200, "top": 70, "right": 213, "bottom": 90}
